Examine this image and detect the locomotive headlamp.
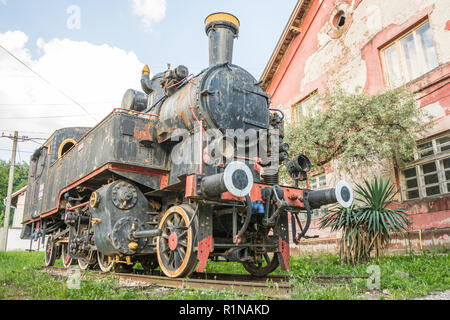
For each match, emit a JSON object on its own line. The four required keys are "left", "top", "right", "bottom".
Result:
{"left": 121, "top": 89, "right": 148, "bottom": 112}
{"left": 200, "top": 161, "right": 254, "bottom": 198}
{"left": 286, "top": 154, "right": 312, "bottom": 181}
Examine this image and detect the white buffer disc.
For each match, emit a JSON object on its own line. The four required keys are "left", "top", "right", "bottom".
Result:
{"left": 223, "top": 161, "right": 254, "bottom": 197}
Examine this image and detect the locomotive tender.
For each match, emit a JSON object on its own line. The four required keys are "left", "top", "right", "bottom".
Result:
{"left": 20, "top": 13, "right": 353, "bottom": 278}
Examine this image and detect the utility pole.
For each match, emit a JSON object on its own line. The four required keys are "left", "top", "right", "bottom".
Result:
{"left": 0, "top": 131, "right": 18, "bottom": 251}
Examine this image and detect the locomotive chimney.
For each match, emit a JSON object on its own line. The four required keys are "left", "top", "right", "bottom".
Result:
{"left": 205, "top": 12, "right": 240, "bottom": 66}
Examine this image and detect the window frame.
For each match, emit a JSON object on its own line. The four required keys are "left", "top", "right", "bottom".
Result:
{"left": 400, "top": 132, "right": 450, "bottom": 201}
{"left": 291, "top": 91, "right": 318, "bottom": 123}
{"left": 309, "top": 173, "right": 327, "bottom": 190}
{"left": 380, "top": 20, "right": 438, "bottom": 88}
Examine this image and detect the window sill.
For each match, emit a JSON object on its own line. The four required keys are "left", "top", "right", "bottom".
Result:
{"left": 399, "top": 192, "right": 450, "bottom": 205}
{"left": 401, "top": 150, "right": 450, "bottom": 169}
{"left": 406, "top": 63, "right": 450, "bottom": 93}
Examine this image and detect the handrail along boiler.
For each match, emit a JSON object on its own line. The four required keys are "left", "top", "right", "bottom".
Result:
{"left": 20, "top": 13, "right": 353, "bottom": 277}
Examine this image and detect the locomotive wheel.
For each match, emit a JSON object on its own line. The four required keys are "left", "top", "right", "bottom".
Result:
{"left": 242, "top": 252, "right": 280, "bottom": 277}
{"left": 44, "top": 236, "right": 56, "bottom": 267}
{"left": 97, "top": 252, "right": 115, "bottom": 273}
{"left": 78, "top": 251, "right": 97, "bottom": 271}
{"left": 157, "top": 205, "right": 197, "bottom": 278}
{"left": 78, "top": 258, "right": 89, "bottom": 271}
{"left": 61, "top": 243, "right": 76, "bottom": 268}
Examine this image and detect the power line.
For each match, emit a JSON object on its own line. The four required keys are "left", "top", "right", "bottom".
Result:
{"left": 0, "top": 132, "right": 45, "bottom": 156}
{"left": 1, "top": 129, "right": 52, "bottom": 135}
{"left": 0, "top": 101, "right": 120, "bottom": 106}
{"left": 0, "top": 148, "right": 33, "bottom": 154}
{"left": 0, "top": 44, "right": 98, "bottom": 123}
{"left": 1, "top": 132, "right": 47, "bottom": 143}
{"left": 0, "top": 113, "right": 103, "bottom": 120}
{"left": 29, "top": 139, "right": 44, "bottom": 145}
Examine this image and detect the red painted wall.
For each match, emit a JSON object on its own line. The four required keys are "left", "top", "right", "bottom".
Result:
{"left": 266, "top": 0, "right": 450, "bottom": 245}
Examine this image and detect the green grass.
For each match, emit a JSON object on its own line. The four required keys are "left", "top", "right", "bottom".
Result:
{"left": 290, "top": 250, "right": 449, "bottom": 299}
{"left": 0, "top": 250, "right": 448, "bottom": 300}
{"left": 203, "top": 250, "right": 450, "bottom": 300}
{"left": 0, "top": 251, "right": 147, "bottom": 300}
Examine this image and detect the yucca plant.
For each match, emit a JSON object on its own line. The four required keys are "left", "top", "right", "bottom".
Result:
{"left": 320, "top": 177, "right": 411, "bottom": 265}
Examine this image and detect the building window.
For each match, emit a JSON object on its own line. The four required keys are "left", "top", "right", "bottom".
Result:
{"left": 291, "top": 93, "right": 318, "bottom": 123}
{"left": 400, "top": 133, "right": 450, "bottom": 200}
{"left": 381, "top": 21, "right": 438, "bottom": 88}
{"left": 309, "top": 174, "right": 327, "bottom": 189}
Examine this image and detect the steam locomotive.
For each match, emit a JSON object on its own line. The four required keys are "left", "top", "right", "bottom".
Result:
{"left": 20, "top": 13, "right": 353, "bottom": 278}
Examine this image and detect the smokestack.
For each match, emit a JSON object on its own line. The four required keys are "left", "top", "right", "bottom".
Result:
{"left": 205, "top": 12, "right": 240, "bottom": 66}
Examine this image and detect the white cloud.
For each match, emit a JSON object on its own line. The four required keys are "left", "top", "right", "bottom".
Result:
{"left": 0, "top": 30, "right": 145, "bottom": 162}
{"left": 131, "top": 0, "right": 166, "bottom": 30}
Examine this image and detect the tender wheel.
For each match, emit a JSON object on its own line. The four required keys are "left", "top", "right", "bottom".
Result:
{"left": 97, "top": 252, "right": 115, "bottom": 273}
{"left": 61, "top": 243, "right": 76, "bottom": 268}
{"left": 156, "top": 205, "right": 197, "bottom": 278}
{"left": 44, "top": 236, "right": 56, "bottom": 267}
{"left": 242, "top": 252, "right": 280, "bottom": 277}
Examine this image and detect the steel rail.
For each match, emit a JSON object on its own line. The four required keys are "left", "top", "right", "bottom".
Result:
{"left": 42, "top": 266, "right": 293, "bottom": 298}
{"left": 42, "top": 266, "right": 370, "bottom": 298}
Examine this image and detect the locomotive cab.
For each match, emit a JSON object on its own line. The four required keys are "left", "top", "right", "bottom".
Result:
{"left": 22, "top": 127, "right": 90, "bottom": 223}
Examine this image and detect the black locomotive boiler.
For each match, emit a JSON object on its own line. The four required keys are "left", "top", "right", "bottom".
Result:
{"left": 20, "top": 13, "right": 353, "bottom": 278}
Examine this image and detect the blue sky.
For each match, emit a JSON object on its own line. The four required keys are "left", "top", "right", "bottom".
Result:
{"left": 0, "top": 0, "right": 295, "bottom": 76}
{"left": 0, "top": 0, "right": 296, "bottom": 161}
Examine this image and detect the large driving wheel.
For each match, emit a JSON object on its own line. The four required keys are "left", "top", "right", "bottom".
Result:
{"left": 61, "top": 243, "right": 76, "bottom": 268}
{"left": 97, "top": 252, "right": 115, "bottom": 273}
{"left": 78, "top": 250, "right": 97, "bottom": 271}
{"left": 242, "top": 252, "right": 280, "bottom": 277}
{"left": 44, "top": 236, "right": 56, "bottom": 267}
{"left": 156, "top": 205, "right": 197, "bottom": 278}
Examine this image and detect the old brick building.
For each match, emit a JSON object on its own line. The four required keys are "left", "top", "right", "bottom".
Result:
{"left": 261, "top": 0, "right": 450, "bottom": 253}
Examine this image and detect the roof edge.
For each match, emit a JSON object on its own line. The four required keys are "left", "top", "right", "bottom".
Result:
{"left": 260, "top": 0, "right": 313, "bottom": 92}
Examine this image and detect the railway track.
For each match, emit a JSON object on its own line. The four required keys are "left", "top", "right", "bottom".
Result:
{"left": 42, "top": 266, "right": 369, "bottom": 299}
{"left": 42, "top": 266, "right": 293, "bottom": 298}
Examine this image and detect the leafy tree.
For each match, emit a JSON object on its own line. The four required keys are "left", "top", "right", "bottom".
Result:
{"left": 0, "top": 160, "right": 29, "bottom": 226}
{"left": 285, "top": 87, "right": 433, "bottom": 172}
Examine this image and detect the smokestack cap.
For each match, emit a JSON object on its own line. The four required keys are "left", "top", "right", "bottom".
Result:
{"left": 205, "top": 12, "right": 240, "bottom": 35}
